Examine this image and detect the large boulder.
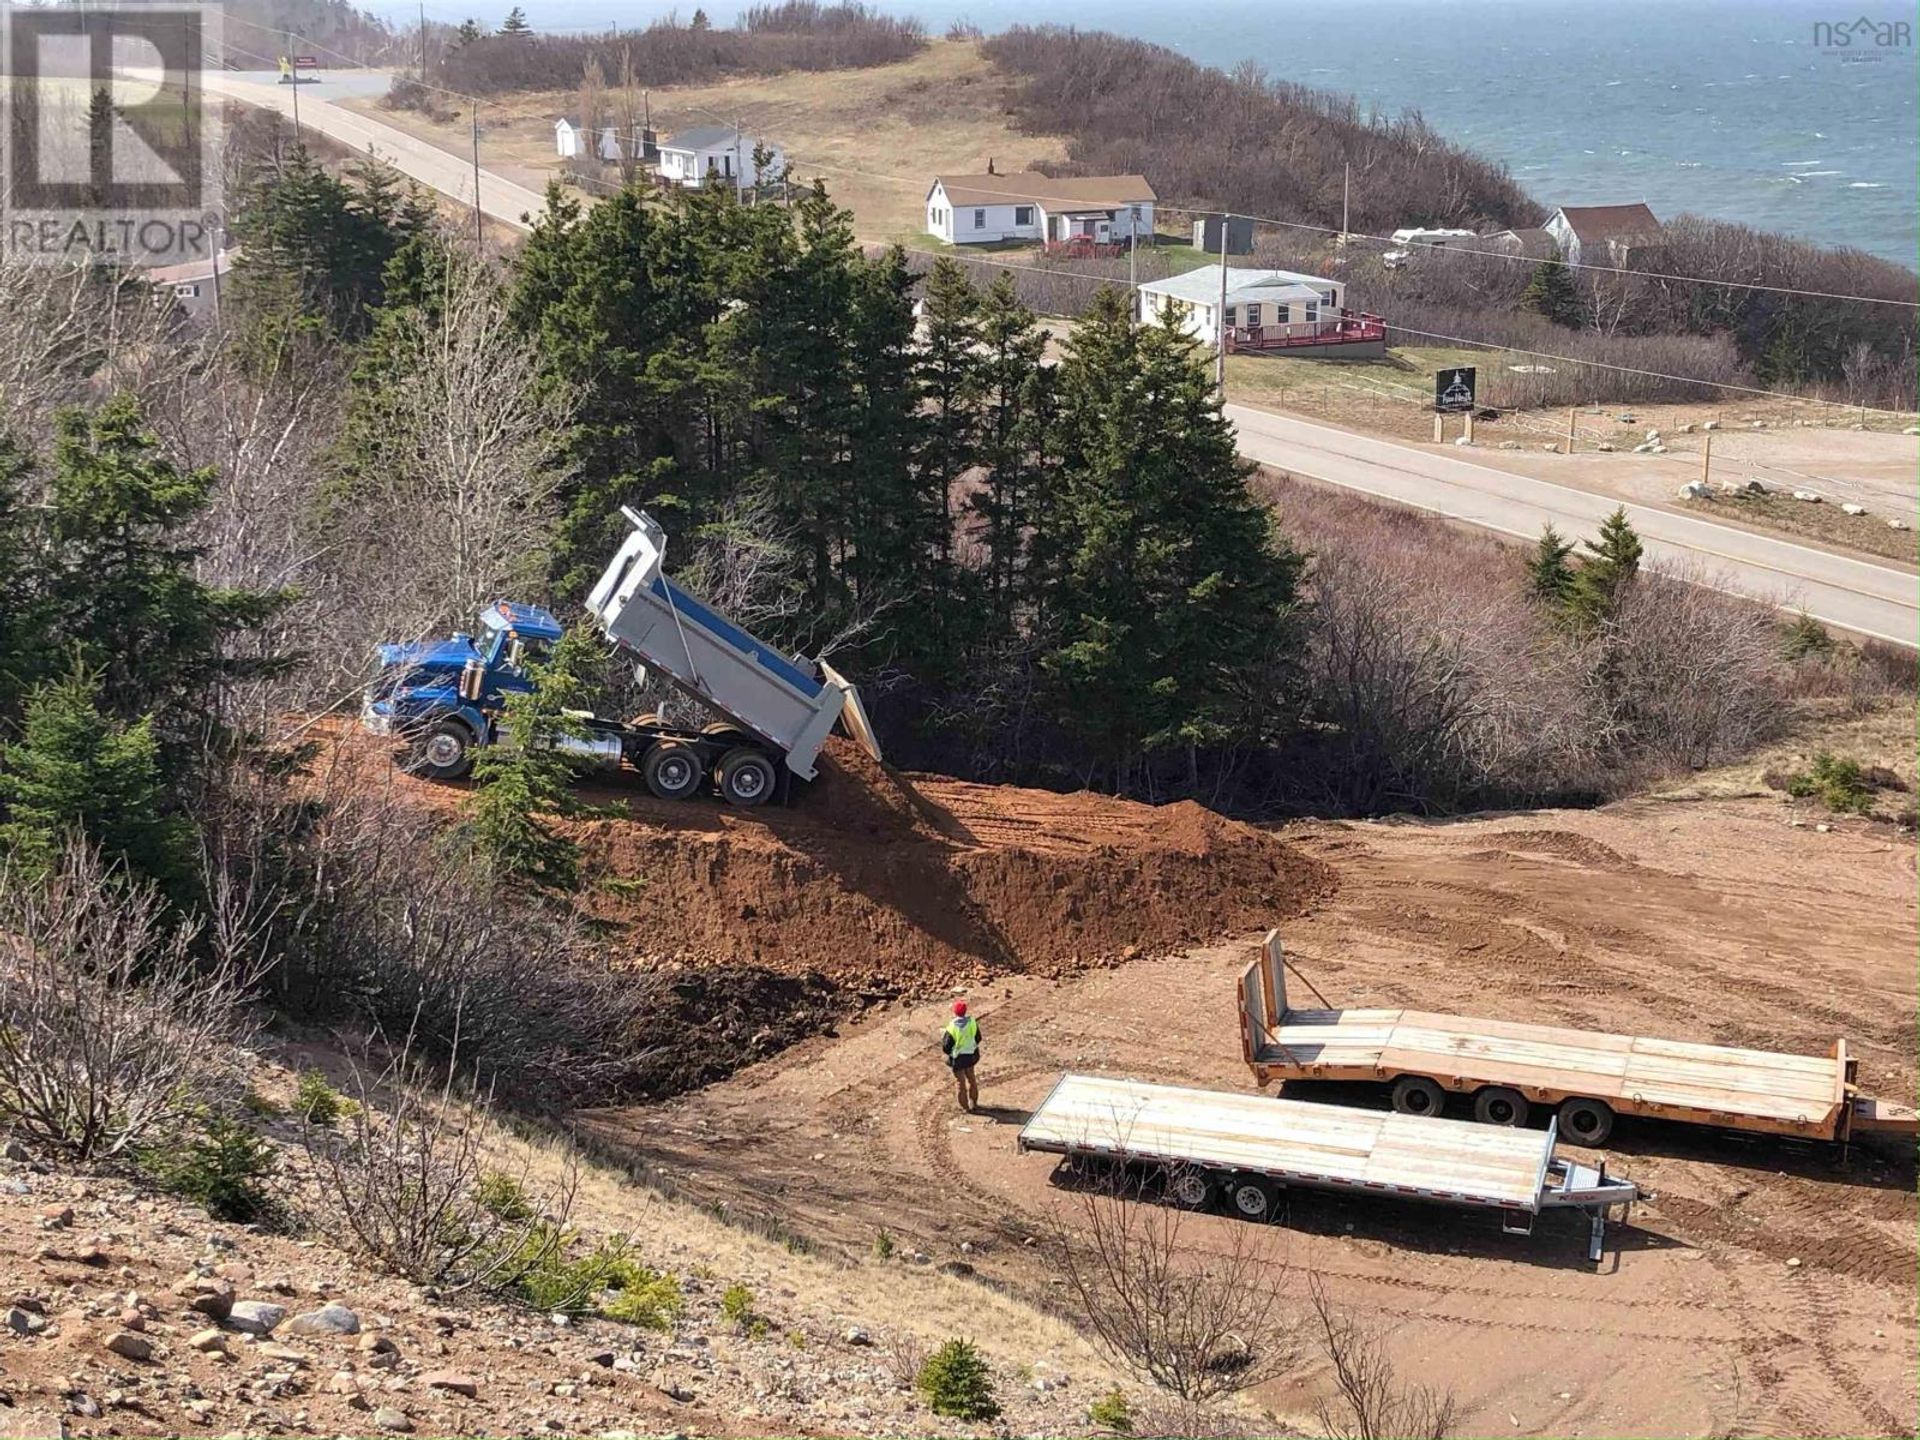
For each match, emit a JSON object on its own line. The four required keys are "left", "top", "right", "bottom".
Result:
{"left": 285, "top": 1302, "right": 361, "bottom": 1338}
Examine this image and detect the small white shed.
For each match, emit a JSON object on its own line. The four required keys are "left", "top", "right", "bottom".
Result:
{"left": 554, "top": 118, "right": 623, "bottom": 163}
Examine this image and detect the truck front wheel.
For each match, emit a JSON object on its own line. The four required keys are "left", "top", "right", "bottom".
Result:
{"left": 407, "top": 719, "right": 475, "bottom": 782}
{"left": 716, "top": 748, "right": 778, "bottom": 807}
{"left": 643, "top": 741, "right": 704, "bottom": 800}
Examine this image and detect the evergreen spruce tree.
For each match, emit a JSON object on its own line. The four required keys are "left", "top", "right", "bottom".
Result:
{"left": 690, "top": 8, "right": 711, "bottom": 29}
{"left": 1520, "top": 246, "right": 1583, "bottom": 328}
{"left": 499, "top": 6, "right": 532, "bottom": 36}
{"left": 0, "top": 667, "right": 192, "bottom": 889}
{"left": 453, "top": 18, "right": 482, "bottom": 48}
{"left": 40, "top": 397, "right": 292, "bottom": 747}
{"left": 914, "top": 259, "right": 984, "bottom": 572}
{"left": 0, "top": 432, "right": 44, "bottom": 727}
{"left": 466, "top": 627, "right": 601, "bottom": 892}
{"left": 1566, "top": 506, "right": 1643, "bottom": 627}
{"left": 1526, "top": 524, "right": 1577, "bottom": 608}
{"left": 1040, "top": 288, "right": 1304, "bottom": 783}
{"left": 969, "top": 271, "right": 1048, "bottom": 639}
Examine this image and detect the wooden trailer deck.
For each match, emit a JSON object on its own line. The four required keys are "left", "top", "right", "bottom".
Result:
{"left": 1262, "top": 1006, "right": 1846, "bottom": 1136}
{"left": 1239, "top": 932, "right": 1918, "bottom": 1143}
{"left": 1020, "top": 1073, "right": 1556, "bottom": 1211}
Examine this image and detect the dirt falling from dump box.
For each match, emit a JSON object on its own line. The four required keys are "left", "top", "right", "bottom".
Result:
{"left": 566, "top": 738, "right": 1335, "bottom": 991}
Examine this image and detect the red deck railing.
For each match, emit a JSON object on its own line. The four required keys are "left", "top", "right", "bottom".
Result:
{"left": 1226, "top": 310, "right": 1386, "bottom": 352}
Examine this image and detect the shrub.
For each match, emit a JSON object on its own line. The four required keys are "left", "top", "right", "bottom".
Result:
{"left": 916, "top": 1338, "right": 1001, "bottom": 1422}
{"left": 0, "top": 843, "right": 257, "bottom": 1160}
{"left": 720, "top": 1283, "right": 756, "bottom": 1327}
{"left": 872, "top": 1228, "right": 894, "bottom": 1260}
{"left": 1785, "top": 752, "right": 1877, "bottom": 814}
{"left": 476, "top": 1170, "right": 535, "bottom": 1222}
{"left": 1089, "top": 1387, "right": 1135, "bottom": 1434}
{"left": 304, "top": 1047, "right": 577, "bottom": 1292}
{"left": 1782, "top": 612, "right": 1834, "bottom": 660}
{"left": 294, "top": 1069, "right": 355, "bottom": 1127}
{"left": 141, "top": 1116, "right": 278, "bottom": 1224}
{"left": 596, "top": 1253, "right": 683, "bottom": 1329}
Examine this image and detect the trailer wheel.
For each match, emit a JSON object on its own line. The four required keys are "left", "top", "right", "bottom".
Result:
{"left": 1557, "top": 1096, "right": 1615, "bottom": 1146}
{"left": 1474, "top": 1087, "right": 1530, "bottom": 1127}
{"left": 717, "top": 747, "right": 777, "bottom": 807}
{"left": 1166, "top": 1168, "right": 1214, "bottom": 1211}
{"left": 1391, "top": 1075, "right": 1446, "bottom": 1118}
{"left": 406, "top": 719, "right": 476, "bottom": 782}
{"left": 1226, "top": 1175, "right": 1279, "bottom": 1223}
{"left": 642, "top": 740, "right": 704, "bottom": 800}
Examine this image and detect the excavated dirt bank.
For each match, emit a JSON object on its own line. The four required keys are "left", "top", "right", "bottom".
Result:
{"left": 563, "top": 738, "right": 1335, "bottom": 990}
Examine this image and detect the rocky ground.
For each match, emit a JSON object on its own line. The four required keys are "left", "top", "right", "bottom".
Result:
{"left": 0, "top": 1059, "right": 1128, "bottom": 1440}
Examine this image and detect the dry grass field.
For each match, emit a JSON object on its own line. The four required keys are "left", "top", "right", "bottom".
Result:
{"left": 343, "top": 40, "right": 1063, "bottom": 244}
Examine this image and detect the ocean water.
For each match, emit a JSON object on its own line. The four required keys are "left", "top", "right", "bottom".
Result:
{"left": 405, "top": 0, "right": 1919, "bottom": 267}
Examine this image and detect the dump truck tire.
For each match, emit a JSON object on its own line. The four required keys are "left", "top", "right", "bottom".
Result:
{"left": 407, "top": 719, "right": 475, "bottom": 782}
{"left": 702, "top": 721, "right": 751, "bottom": 745}
{"left": 1557, "top": 1096, "right": 1615, "bottom": 1146}
{"left": 717, "top": 747, "right": 777, "bottom": 807}
{"left": 643, "top": 740, "right": 704, "bottom": 800}
{"left": 1226, "top": 1174, "right": 1279, "bottom": 1222}
{"left": 1391, "top": 1075, "right": 1446, "bottom": 1118}
{"left": 1473, "top": 1086, "right": 1530, "bottom": 1127}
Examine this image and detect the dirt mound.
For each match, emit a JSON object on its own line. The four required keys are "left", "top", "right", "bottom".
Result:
{"left": 561, "top": 738, "right": 1333, "bottom": 990}
{"left": 324, "top": 723, "right": 1333, "bottom": 993}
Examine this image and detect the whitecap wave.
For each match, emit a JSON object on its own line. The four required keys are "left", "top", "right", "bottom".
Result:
{"left": 1799, "top": 170, "right": 1843, "bottom": 176}
{"left": 1781, "top": 160, "right": 1824, "bottom": 167}
{"left": 1849, "top": 182, "right": 1886, "bottom": 188}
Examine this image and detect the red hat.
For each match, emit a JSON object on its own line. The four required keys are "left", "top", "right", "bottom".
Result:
{"left": 952, "top": 1000, "right": 969, "bottom": 1017}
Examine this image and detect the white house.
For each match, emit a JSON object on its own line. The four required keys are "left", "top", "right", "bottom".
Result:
{"left": 1137, "top": 265, "right": 1385, "bottom": 356}
{"left": 656, "top": 125, "right": 784, "bottom": 191}
{"left": 1542, "top": 203, "right": 1663, "bottom": 268}
{"left": 925, "top": 170, "right": 1155, "bottom": 245}
{"left": 554, "top": 118, "right": 623, "bottom": 163}
{"left": 143, "top": 248, "right": 238, "bottom": 326}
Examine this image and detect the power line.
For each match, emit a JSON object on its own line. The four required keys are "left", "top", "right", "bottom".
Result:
{"left": 1155, "top": 200, "right": 1920, "bottom": 311}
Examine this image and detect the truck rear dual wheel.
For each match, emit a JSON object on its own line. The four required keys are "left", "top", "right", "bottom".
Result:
{"left": 1166, "top": 1169, "right": 1213, "bottom": 1210}
{"left": 643, "top": 741, "right": 704, "bottom": 800}
{"left": 716, "top": 747, "right": 777, "bottom": 807}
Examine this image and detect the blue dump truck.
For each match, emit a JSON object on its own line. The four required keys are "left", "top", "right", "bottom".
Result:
{"left": 362, "top": 508, "right": 881, "bottom": 806}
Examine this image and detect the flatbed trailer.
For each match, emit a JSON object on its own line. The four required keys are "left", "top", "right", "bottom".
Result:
{"left": 1240, "top": 931, "right": 1919, "bottom": 1149}
{"left": 1018, "top": 1073, "right": 1639, "bottom": 1262}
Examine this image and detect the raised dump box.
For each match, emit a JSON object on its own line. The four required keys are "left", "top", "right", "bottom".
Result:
{"left": 1240, "top": 931, "right": 1919, "bottom": 1148}
{"left": 1019, "top": 1073, "right": 1638, "bottom": 1261}
{"left": 586, "top": 507, "right": 880, "bottom": 781}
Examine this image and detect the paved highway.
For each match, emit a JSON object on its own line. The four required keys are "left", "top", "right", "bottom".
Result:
{"left": 199, "top": 71, "right": 547, "bottom": 231}
{"left": 1228, "top": 404, "right": 1918, "bottom": 647}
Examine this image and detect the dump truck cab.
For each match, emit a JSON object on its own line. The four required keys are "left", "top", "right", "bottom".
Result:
{"left": 363, "top": 601, "right": 567, "bottom": 780}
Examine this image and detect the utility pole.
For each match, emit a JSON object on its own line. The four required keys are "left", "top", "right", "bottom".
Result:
{"left": 1565, "top": 406, "right": 1576, "bottom": 454}
{"left": 471, "top": 102, "right": 484, "bottom": 248}
{"left": 1215, "top": 212, "right": 1231, "bottom": 393}
{"left": 418, "top": 2, "right": 427, "bottom": 76}
{"left": 1701, "top": 430, "right": 1713, "bottom": 486}
{"left": 288, "top": 35, "right": 301, "bottom": 133}
{"left": 1342, "top": 162, "right": 1350, "bottom": 240}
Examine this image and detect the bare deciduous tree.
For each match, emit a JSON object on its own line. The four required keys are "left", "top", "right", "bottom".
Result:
{"left": 1048, "top": 1164, "right": 1297, "bottom": 1411}
{"left": 1308, "top": 1276, "right": 1457, "bottom": 1440}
